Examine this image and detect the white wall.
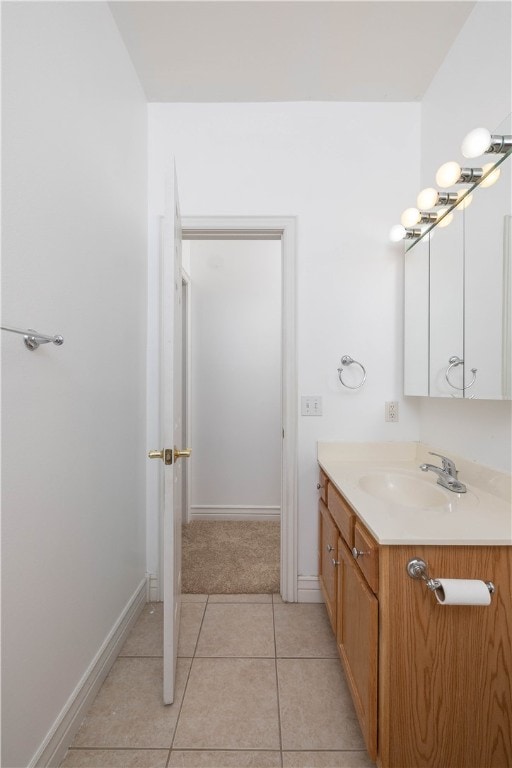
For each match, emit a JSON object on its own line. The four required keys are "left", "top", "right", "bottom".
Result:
{"left": 418, "top": 0, "right": 512, "bottom": 472}
{"left": 1, "top": 4, "right": 147, "bottom": 766}
{"left": 188, "top": 239, "right": 282, "bottom": 520}
{"left": 147, "top": 102, "right": 422, "bottom": 580}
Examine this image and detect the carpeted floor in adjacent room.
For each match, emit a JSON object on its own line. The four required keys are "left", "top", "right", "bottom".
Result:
{"left": 182, "top": 520, "right": 280, "bottom": 594}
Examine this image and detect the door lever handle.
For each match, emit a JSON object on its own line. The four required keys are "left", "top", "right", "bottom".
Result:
{"left": 174, "top": 447, "right": 192, "bottom": 460}
{"left": 148, "top": 449, "right": 173, "bottom": 465}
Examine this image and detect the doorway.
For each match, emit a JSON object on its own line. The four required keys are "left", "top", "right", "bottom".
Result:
{"left": 181, "top": 217, "right": 298, "bottom": 601}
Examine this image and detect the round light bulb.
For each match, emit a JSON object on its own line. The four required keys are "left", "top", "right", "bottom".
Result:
{"left": 461, "top": 127, "right": 491, "bottom": 158}
{"left": 437, "top": 212, "right": 453, "bottom": 228}
{"left": 389, "top": 224, "right": 406, "bottom": 242}
{"left": 480, "top": 162, "right": 501, "bottom": 188}
{"left": 417, "top": 187, "right": 438, "bottom": 209}
{"left": 400, "top": 207, "right": 421, "bottom": 227}
{"left": 455, "top": 193, "right": 473, "bottom": 211}
{"left": 436, "top": 161, "right": 462, "bottom": 188}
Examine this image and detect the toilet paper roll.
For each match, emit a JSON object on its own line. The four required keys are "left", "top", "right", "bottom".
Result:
{"left": 434, "top": 578, "right": 491, "bottom": 606}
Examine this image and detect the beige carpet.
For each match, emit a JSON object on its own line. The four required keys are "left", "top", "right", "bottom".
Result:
{"left": 182, "top": 520, "right": 280, "bottom": 594}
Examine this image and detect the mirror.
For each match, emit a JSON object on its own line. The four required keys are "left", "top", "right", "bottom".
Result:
{"left": 429, "top": 211, "right": 464, "bottom": 397}
{"left": 404, "top": 119, "right": 512, "bottom": 400}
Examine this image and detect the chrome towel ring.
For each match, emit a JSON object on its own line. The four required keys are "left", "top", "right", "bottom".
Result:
{"left": 445, "top": 356, "right": 477, "bottom": 391}
{"left": 337, "top": 355, "right": 367, "bottom": 390}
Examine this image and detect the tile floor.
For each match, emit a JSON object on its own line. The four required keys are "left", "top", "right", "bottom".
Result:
{"left": 61, "top": 595, "right": 375, "bottom": 768}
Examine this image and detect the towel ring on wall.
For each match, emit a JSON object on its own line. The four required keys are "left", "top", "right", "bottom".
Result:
{"left": 445, "top": 356, "right": 477, "bottom": 391}
{"left": 337, "top": 355, "right": 367, "bottom": 390}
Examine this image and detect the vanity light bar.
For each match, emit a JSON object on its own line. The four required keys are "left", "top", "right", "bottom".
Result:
{"left": 391, "top": 123, "right": 509, "bottom": 244}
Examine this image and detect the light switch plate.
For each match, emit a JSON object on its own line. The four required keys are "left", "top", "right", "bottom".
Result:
{"left": 301, "top": 396, "right": 323, "bottom": 416}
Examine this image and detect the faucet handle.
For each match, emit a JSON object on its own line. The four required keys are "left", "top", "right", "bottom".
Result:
{"left": 428, "top": 452, "right": 457, "bottom": 475}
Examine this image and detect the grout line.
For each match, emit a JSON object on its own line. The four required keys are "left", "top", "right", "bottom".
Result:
{"left": 66, "top": 747, "right": 172, "bottom": 752}
{"left": 168, "top": 599, "right": 209, "bottom": 757}
{"left": 168, "top": 658, "right": 194, "bottom": 754}
{"left": 68, "top": 746, "right": 369, "bottom": 753}
{"left": 272, "top": 598, "right": 284, "bottom": 768}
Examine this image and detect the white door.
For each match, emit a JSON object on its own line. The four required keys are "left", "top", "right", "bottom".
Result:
{"left": 149, "top": 166, "right": 189, "bottom": 703}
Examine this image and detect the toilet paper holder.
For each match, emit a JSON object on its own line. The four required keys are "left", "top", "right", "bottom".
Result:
{"left": 406, "top": 558, "right": 495, "bottom": 595}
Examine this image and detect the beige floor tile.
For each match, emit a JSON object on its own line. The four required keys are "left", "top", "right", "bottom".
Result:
{"left": 169, "top": 751, "right": 281, "bottom": 767}
{"left": 173, "top": 658, "right": 280, "bottom": 750}
{"left": 283, "top": 751, "right": 375, "bottom": 768}
{"left": 60, "top": 749, "right": 169, "bottom": 767}
{"left": 182, "top": 594, "right": 208, "bottom": 603}
{"left": 274, "top": 604, "right": 338, "bottom": 658}
{"left": 178, "top": 602, "right": 207, "bottom": 657}
{"left": 208, "top": 594, "right": 272, "bottom": 603}
{"left": 277, "top": 659, "right": 365, "bottom": 751}
{"left": 272, "top": 594, "right": 284, "bottom": 604}
{"left": 120, "top": 604, "right": 163, "bottom": 657}
{"left": 72, "top": 657, "right": 191, "bottom": 749}
{"left": 195, "top": 604, "right": 275, "bottom": 657}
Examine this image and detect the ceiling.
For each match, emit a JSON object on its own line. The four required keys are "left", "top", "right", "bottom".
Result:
{"left": 109, "top": 1, "right": 475, "bottom": 103}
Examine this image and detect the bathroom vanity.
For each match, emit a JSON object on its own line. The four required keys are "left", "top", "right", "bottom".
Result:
{"left": 317, "top": 442, "right": 512, "bottom": 768}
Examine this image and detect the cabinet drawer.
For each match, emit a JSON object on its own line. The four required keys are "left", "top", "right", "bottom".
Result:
{"left": 317, "top": 469, "right": 328, "bottom": 505}
{"left": 352, "top": 522, "right": 379, "bottom": 594}
{"left": 327, "top": 484, "right": 355, "bottom": 547}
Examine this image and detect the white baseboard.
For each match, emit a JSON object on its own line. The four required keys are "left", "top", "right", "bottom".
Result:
{"left": 30, "top": 577, "right": 147, "bottom": 768}
{"left": 190, "top": 505, "right": 280, "bottom": 522}
{"left": 146, "top": 572, "right": 159, "bottom": 603}
{"left": 297, "top": 576, "right": 323, "bottom": 603}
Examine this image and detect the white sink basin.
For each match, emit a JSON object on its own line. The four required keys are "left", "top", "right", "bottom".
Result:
{"left": 358, "top": 472, "right": 450, "bottom": 508}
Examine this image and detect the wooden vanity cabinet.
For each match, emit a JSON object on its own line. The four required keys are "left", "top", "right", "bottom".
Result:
{"left": 337, "top": 537, "right": 378, "bottom": 761}
{"left": 318, "top": 469, "right": 512, "bottom": 768}
{"left": 318, "top": 499, "right": 338, "bottom": 632}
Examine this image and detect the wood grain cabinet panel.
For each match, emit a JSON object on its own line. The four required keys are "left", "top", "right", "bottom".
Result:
{"left": 318, "top": 500, "right": 338, "bottom": 632}
{"left": 353, "top": 521, "right": 379, "bottom": 594}
{"left": 337, "top": 538, "right": 378, "bottom": 761}
{"left": 327, "top": 484, "right": 355, "bottom": 547}
{"left": 317, "top": 469, "right": 328, "bottom": 505}
{"left": 378, "top": 545, "right": 512, "bottom": 768}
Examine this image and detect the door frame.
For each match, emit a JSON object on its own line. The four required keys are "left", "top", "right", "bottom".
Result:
{"left": 182, "top": 216, "right": 298, "bottom": 602}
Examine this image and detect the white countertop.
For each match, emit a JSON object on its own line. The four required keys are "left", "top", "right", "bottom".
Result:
{"left": 318, "top": 442, "right": 512, "bottom": 545}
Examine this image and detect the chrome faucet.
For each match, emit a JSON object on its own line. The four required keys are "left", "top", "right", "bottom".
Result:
{"left": 419, "top": 452, "right": 467, "bottom": 493}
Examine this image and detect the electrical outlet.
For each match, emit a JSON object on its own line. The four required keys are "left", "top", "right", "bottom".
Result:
{"left": 301, "top": 396, "right": 323, "bottom": 416}
{"left": 385, "top": 401, "right": 399, "bottom": 422}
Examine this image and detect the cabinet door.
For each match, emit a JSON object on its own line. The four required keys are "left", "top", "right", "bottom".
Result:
{"left": 318, "top": 501, "right": 338, "bottom": 632}
{"left": 337, "top": 538, "right": 378, "bottom": 761}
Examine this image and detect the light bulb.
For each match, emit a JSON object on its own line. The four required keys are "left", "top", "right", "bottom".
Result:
{"left": 437, "top": 212, "right": 453, "bottom": 228}
{"left": 417, "top": 187, "right": 438, "bottom": 209}
{"left": 461, "top": 127, "right": 491, "bottom": 158}
{"left": 389, "top": 224, "right": 406, "bottom": 242}
{"left": 436, "top": 161, "right": 461, "bottom": 188}
{"left": 400, "top": 208, "right": 420, "bottom": 227}
{"left": 455, "top": 193, "right": 473, "bottom": 211}
{"left": 480, "top": 162, "right": 501, "bottom": 188}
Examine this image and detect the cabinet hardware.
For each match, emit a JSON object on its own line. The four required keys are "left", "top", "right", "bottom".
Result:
{"left": 326, "top": 544, "right": 333, "bottom": 552}
{"left": 317, "top": 482, "right": 324, "bottom": 490}
{"left": 352, "top": 547, "right": 366, "bottom": 559}
{"left": 331, "top": 557, "right": 340, "bottom": 567}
